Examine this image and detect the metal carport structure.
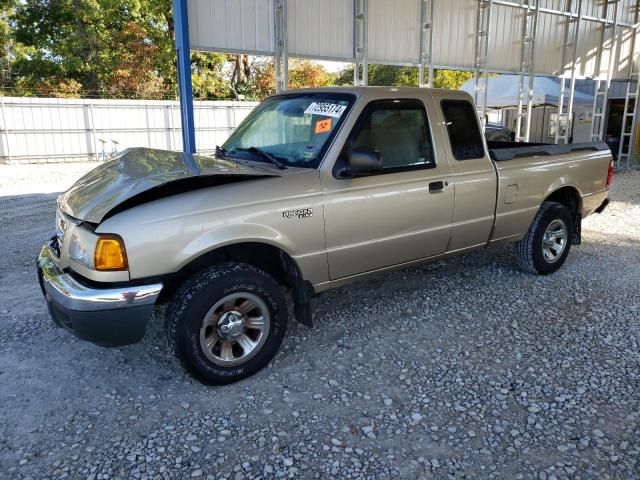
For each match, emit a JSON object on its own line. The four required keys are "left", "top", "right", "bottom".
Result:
{"left": 172, "top": 0, "right": 640, "bottom": 167}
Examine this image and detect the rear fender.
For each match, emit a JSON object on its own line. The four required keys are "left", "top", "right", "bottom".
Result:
{"left": 543, "top": 176, "right": 583, "bottom": 204}
{"left": 543, "top": 179, "right": 582, "bottom": 245}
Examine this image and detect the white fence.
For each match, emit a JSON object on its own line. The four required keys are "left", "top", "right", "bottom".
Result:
{"left": 0, "top": 97, "right": 259, "bottom": 164}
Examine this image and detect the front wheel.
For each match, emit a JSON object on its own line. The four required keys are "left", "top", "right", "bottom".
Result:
{"left": 165, "top": 262, "right": 288, "bottom": 385}
{"left": 515, "top": 201, "right": 574, "bottom": 275}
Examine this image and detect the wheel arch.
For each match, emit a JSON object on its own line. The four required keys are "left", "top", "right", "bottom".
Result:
{"left": 159, "top": 241, "right": 315, "bottom": 326}
{"left": 543, "top": 185, "right": 582, "bottom": 244}
{"left": 543, "top": 185, "right": 582, "bottom": 217}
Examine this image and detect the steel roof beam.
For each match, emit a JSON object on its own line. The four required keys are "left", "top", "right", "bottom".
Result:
{"left": 274, "top": 0, "right": 289, "bottom": 93}
{"left": 474, "top": 0, "right": 493, "bottom": 129}
{"left": 353, "top": 0, "right": 369, "bottom": 86}
{"left": 516, "top": 0, "right": 539, "bottom": 142}
{"left": 173, "top": 0, "right": 196, "bottom": 154}
{"left": 419, "top": 0, "right": 435, "bottom": 88}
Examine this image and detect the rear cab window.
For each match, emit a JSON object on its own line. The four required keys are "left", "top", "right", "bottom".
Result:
{"left": 441, "top": 100, "right": 486, "bottom": 160}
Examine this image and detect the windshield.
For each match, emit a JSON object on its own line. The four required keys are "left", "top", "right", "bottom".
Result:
{"left": 221, "top": 93, "right": 355, "bottom": 169}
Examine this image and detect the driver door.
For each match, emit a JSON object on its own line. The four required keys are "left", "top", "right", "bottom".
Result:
{"left": 322, "top": 97, "right": 455, "bottom": 280}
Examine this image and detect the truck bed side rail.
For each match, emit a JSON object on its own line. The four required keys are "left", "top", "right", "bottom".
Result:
{"left": 488, "top": 142, "right": 610, "bottom": 162}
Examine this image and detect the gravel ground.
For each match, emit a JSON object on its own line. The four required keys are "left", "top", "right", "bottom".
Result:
{"left": 0, "top": 163, "right": 638, "bottom": 480}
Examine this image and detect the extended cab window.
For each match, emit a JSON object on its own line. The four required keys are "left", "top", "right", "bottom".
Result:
{"left": 350, "top": 99, "right": 434, "bottom": 171}
{"left": 441, "top": 100, "right": 485, "bottom": 160}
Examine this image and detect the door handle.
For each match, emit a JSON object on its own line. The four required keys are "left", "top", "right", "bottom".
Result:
{"left": 429, "top": 181, "right": 445, "bottom": 192}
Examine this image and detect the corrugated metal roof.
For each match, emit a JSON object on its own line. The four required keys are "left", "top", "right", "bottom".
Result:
{"left": 189, "top": 0, "right": 274, "bottom": 54}
{"left": 288, "top": 0, "right": 353, "bottom": 60}
{"left": 486, "top": 2, "right": 522, "bottom": 72}
{"left": 187, "top": 0, "right": 638, "bottom": 80}
{"left": 367, "top": 0, "right": 421, "bottom": 64}
{"left": 534, "top": 10, "right": 565, "bottom": 76}
{"left": 432, "top": 0, "right": 477, "bottom": 69}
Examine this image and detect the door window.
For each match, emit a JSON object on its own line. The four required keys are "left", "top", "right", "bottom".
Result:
{"left": 349, "top": 99, "right": 434, "bottom": 172}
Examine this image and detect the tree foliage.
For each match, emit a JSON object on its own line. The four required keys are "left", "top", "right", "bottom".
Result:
{"left": 335, "top": 64, "right": 473, "bottom": 90}
{"left": 7, "top": 0, "right": 175, "bottom": 97}
{"left": 432, "top": 69, "right": 474, "bottom": 90}
{"left": 191, "top": 52, "right": 232, "bottom": 100}
{"left": 253, "top": 59, "right": 337, "bottom": 99}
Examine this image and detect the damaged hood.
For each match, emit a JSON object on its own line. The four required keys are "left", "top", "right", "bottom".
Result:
{"left": 58, "top": 148, "right": 280, "bottom": 223}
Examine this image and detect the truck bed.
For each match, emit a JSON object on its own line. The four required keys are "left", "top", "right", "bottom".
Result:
{"left": 487, "top": 139, "right": 612, "bottom": 245}
{"left": 487, "top": 141, "right": 610, "bottom": 162}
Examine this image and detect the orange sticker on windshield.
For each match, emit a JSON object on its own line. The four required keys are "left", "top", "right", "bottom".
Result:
{"left": 315, "top": 118, "right": 332, "bottom": 134}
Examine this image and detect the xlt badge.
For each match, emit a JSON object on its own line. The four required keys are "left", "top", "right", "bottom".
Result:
{"left": 282, "top": 208, "right": 313, "bottom": 219}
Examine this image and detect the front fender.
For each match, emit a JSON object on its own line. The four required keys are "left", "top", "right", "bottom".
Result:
{"left": 92, "top": 168, "right": 327, "bottom": 282}
{"left": 177, "top": 223, "right": 298, "bottom": 271}
{"left": 99, "top": 200, "right": 327, "bottom": 282}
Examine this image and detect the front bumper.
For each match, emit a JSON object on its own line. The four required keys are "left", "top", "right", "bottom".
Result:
{"left": 37, "top": 243, "right": 163, "bottom": 347}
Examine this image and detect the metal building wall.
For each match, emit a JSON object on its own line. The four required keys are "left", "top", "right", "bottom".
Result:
{"left": 0, "top": 97, "right": 257, "bottom": 164}
{"left": 486, "top": 2, "right": 522, "bottom": 72}
{"left": 427, "top": 0, "right": 476, "bottom": 69}
{"left": 367, "top": 0, "right": 421, "bottom": 65}
{"left": 188, "top": 0, "right": 274, "bottom": 54}
{"left": 187, "top": 0, "right": 639, "bottom": 79}
{"left": 533, "top": 10, "right": 564, "bottom": 75}
{"left": 288, "top": 0, "right": 354, "bottom": 60}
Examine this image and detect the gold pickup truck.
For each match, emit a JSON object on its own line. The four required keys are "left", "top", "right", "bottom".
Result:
{"left": 37, "top": 87, "right": 613, "bottom": 384}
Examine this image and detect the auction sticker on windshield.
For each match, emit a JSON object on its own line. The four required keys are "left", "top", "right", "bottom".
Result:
{"left": 315, "top": 118, "right": 332, "bottom": 133}
{"left": 304, "top": 102, "right": 347, "bottom": 118}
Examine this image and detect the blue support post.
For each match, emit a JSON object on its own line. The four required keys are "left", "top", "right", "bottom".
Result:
{"left": 173, "top": 0, "right": 196, "bottom": 154}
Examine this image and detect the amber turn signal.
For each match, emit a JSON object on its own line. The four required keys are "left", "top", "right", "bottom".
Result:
{"left": 95, "top": 236, "right": 128, "bottom": 271}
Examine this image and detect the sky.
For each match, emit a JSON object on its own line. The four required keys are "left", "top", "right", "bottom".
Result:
{"left": 317, "top": 60, "right": 350, "bottom": 73}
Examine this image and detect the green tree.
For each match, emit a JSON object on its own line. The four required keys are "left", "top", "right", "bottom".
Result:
{"left": 335, "top": 64, "right": 473, "bottom": 90}
{"left": 191, "top": 52, "right": 232, "bottom": 99}
{"left": 12, "top": 0, "right": 107, "bottom": 95}
{"left": 106, "top": 21, "right": 168, "bottom": 99}
{"left": 0, "top": 0, "right": 26, "bottom": 92}
{"left": 433, "top": 70, "right": 474, "bottom": 90}
{"left": 253, "top": 59, "right": 336, "bottom": 99}
{"left": 10, "top": 0, "right": 175, "bottom": 98}
{"left": 368, "top": 65, "right": 419, "bottom": 86}
{"left": 334, "top": 64, "right": 418, "bottom": 87}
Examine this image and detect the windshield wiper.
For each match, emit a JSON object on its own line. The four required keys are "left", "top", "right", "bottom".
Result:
{"left": 235, "top": 147, "right": 287, "bottom": 170}
{"left": 215, "top": 145, "right": 228, "bottom": 157}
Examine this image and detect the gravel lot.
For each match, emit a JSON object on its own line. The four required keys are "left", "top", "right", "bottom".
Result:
{"left": 0, "top": 163, "right": 638, "bottom": 480}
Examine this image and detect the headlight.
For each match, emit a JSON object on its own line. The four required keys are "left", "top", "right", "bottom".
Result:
{"left": 55, "top": 209, "right": 65, "bottom": 243}
{"left": 55, "top": 207, "right": 78, "bottom": 247}
{"left": 68, "top": 227, "right": 99, "bottom": 269}
{"left": 69, "top": 228, "right": 128, "bottom": 271}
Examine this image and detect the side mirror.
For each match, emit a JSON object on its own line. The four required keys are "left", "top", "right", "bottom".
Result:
{"left": 348, "top": 147, "right": 383, "bottom": 177}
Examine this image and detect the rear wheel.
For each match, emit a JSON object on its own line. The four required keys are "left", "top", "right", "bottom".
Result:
{"left": 515, "top": 201, "right": 573, "bottom": 275}
{"left": 165, "top": 262, "right": 288, "bottom": 385}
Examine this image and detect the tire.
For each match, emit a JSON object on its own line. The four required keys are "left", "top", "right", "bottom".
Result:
{"left": 515, "top": 201, "right": 574, "bottom": 275}
{"left": 165, "top": 262, "right": 288, "bottom": 385}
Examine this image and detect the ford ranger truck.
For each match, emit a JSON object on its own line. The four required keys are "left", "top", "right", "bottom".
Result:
{"left": 37, "top": 87, "right": 613, "bottom": 384}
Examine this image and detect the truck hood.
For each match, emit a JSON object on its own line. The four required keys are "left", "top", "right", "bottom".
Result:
{"left": 58, "top": 148, "right": 281, "bottom": 223}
